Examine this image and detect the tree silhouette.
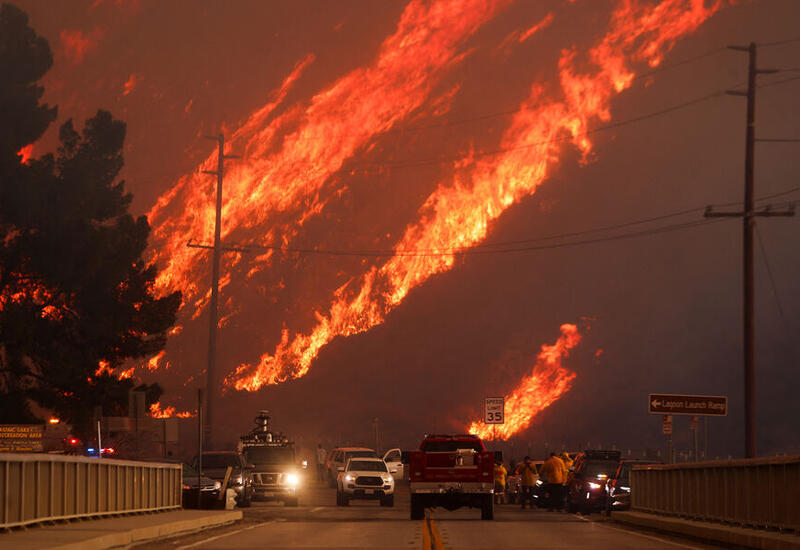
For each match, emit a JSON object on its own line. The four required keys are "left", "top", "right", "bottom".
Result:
{"left": 0, "top": 3, "right": 181, "bottom": 439}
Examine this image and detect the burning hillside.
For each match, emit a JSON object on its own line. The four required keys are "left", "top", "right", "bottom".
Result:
{"left": 142, "top": 0, "right": 727, "bottom": 398}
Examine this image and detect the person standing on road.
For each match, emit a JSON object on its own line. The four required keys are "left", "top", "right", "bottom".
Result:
{"left": 316, "top": 444, "right": 327, "bottom": 483}
{"left": 540, "top": 452, "right": 567, "bottom": 511}
{"left": 518, "top": 456, "right": 537, "bottom": 509}
{"left": 494, "top": 460, "right": 507, "bottom": 504}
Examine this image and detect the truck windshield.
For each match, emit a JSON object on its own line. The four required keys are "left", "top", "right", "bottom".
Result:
{"left": 348, "top": 461, "right": 387, "bottom": 472}
{"left": 422, "top": 441, "right": 483, "bottom": 452}
{"left": 244, "top": 447, "right": 295, "bottom": 465}
{"left": 581, "top": 460, "right": 619, "bottom": 478}
{"left": 345, "top": 450, "right": 376, "bottom": 460}
{"left": 202, "top": 454, "right": 240, "bottom": 468}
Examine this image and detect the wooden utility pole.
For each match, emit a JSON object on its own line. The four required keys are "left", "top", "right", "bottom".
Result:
{"left": 705, "top": 42, "right": 794, "bottom": 459}
{"left": 188, "top": 134, "right": 240, "bottom": 450}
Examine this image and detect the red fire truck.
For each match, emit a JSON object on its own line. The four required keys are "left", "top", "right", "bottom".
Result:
{"left": 402, "top": 434, "right": 499, "bottom": 520}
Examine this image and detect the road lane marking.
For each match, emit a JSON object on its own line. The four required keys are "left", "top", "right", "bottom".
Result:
{"left": 175, "top": 521, "right": 270, "bottom": 550}
{"left": 429, "top": 517, "right": 444, "bottom": 550}
{"left": 601, "top": 523, "right": 706, "bottom": 550}
{"left": 421, "top": 517, "right": 431, "bottom": 550}
{"left": 311, "top": 506, "right": 324, "bottom": 512}
{"left": 573, "top": 514, "right": 705, "bottom": 549}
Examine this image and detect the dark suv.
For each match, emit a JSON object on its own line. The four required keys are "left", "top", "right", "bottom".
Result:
{"left": 566, "top": 450, "right": 620, "bottom": 514}
{"left": 196, "top": 451, "right": 253, "bottom": 507}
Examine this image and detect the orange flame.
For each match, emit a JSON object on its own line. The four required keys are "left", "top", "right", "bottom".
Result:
{"left": 147, "top": 0, "right": 511, "bottom": 315}
{"left": 227, "top": 0, "right": 724, "bottom": 391}
{"left": 17, "top": 144, "right": 34, "bottom": 164}
{"left": 148, "top": 402, "right": 195, "bottom": 418}
{"left": 468, "top": 323, "right": 582, "bottom": 440}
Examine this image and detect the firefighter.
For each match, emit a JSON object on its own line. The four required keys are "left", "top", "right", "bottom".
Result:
{"left": 517, "top": 456, "right": 537, "bottom": 509}
{"left": 540, "top": 452, "right": 567, "bottom": 511}
{"left": 494, "top": 460, "right": 507, "bottom": 504}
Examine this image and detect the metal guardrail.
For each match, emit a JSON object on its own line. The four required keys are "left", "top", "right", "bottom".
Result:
{"left": 631, "top": 455, "right": 800, "bottom": 532}
{"left": 1, "top": 453, "right": 181, "bottom": 529}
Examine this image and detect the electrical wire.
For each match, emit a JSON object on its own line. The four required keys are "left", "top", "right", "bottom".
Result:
{"left": 755, "top": 225, "right": 792, "bottom": 339}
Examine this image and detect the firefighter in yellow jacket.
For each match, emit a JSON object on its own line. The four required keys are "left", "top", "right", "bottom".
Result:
{"left": 539, "top": 452, "right": 567, "bottom": 511}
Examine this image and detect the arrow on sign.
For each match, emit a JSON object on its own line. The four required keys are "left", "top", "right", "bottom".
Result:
{"left": 651, "top": 399, "right": 662, "bottom": 408}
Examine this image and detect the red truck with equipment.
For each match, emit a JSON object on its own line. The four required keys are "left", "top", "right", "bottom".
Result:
{"left": 402, "top": 434, "right": 499, "bottom": 520}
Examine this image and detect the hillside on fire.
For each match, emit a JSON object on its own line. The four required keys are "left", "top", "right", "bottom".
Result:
{"left": 3, "top": 0, "right": 799, "bottom": 458}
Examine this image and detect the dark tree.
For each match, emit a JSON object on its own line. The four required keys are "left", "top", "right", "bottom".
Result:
{"left": 0, "top": 4, "right": 181, "bottom": 438}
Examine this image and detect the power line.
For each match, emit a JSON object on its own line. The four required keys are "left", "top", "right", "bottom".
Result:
{"left": 758, "top": 37, "right": 800, "bottom": 48}
{"left": 755, "top": 225, "right": 788, "bottom": 325}
{"left": 357, "top": 90, "right": 728, "bottom": 170}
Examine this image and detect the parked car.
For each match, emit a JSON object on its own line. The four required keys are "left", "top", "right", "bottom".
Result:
{"left": 336, "top": 457, "right": 395, "bottom": 507}
{"left": 606, "top": 459, "right": 661, "bottom": 510}
{"left": 195, "top": 450, "right": 252, "bottom": 507}
{"left": 181, "top": 463, "right": 221, "bottom": 508}
{"left": 566, "top": 450, "right": 621, "bottom": 514}
{"left": 325, "top": 447, "right": 377, "bottom": 487}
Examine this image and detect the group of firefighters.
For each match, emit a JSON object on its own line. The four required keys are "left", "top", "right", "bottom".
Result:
{"left": 494, "top": 452, "right": 573, "bottom": 511}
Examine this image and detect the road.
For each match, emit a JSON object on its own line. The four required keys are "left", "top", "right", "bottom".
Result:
{"left": 138, "top": 483, "right": 714, "bottom": 550}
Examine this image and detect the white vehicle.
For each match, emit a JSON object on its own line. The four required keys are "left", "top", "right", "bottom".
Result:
{"left": 325, "top": 447, "right": 376, "bottom": 487}
{"left": 383, "top": 448, "right": 404, "bottom": 480}
{"left": 336, "top": 457, "right": 395, "bottom": 507}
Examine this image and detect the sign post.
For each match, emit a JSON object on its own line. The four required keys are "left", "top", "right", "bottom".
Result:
{"left": 484, "top": 397, "right": 505, "bottom": 425}
{"left": 662, "top": 415, "right": 673, "bottom": 463}
{"left": 649, "top": 394, "right": 727, "bottom": 464}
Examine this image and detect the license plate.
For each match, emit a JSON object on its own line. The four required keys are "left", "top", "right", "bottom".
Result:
{"left": 261, "top": 492, "right": 274, "bottom": 498}
{"left": 363, "top": 489, "right": 373, "bottom": 494}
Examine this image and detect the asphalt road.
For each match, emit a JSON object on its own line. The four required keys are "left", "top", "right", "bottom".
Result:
{"left": 137, "top": 482, "right": 717, "bottom": 550}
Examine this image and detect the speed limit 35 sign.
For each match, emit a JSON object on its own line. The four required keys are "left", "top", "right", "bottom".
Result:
{"left": 484, "top": 397, "right": 505, "bottom": 424}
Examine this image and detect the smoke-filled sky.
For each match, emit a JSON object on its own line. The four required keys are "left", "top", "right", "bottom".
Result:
{"left": 15, "top": 0, "right": 800, "bottom": 458}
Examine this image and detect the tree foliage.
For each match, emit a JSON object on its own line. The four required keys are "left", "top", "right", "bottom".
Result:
{"left": 0, "top": 3, "right": 181, "bottom": 437}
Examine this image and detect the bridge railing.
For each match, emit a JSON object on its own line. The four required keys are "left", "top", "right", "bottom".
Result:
{"left": 631, "top": 455, "right": 800, "bottom": 532}
{"left": 1, "top": 453, "right": 181, "bottom": 529}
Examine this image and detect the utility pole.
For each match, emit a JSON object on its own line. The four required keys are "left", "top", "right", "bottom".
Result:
{"left": 705, "top": 42, "right": 794, "bottom": 459}
{"left": 188, "top": 134, "right": 240, "bottom": 450}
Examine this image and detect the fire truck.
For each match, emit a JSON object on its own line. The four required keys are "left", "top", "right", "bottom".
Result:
{"left": 238, "top": 411, "right": 302, "bottom": 506}
{"left": 402, "top": 434, "right": 499, "bottom": 520}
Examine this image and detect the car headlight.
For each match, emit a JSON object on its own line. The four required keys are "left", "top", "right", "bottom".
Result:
{"left": 232, "top": 474, "right": 243, "bottom": 486}
{"left": 620, "top": 486, "right": 630, "bottom": 492}
{"left": 285, "top": 473, "right": 299, "bottom": 486}
{"left": 382, "top": 475, "right": 392, "bottom": 483}
{"left": 535, "top": 480, "right": 543, "bottom": 486}
{"left": 344, "top": 474, "right": 354, "bottom": 482}
{"left": 182, "top": 484, "right": 191, "bottom": 490}
{"left": 214, "top": 481, "right": 222, "bottom": 490}
{"left": 588, "top": 482, "right": 601, "bottom": 490}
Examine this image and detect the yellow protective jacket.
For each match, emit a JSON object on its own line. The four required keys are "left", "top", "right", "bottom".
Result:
{"left": 494, "top": 464, "right": 507, "bottom": 487}
{"left": 517, "top": 462, "right": 538, "bottom": 487}
{"left": 539, "top": 456, "right": 567, "bottom": 484}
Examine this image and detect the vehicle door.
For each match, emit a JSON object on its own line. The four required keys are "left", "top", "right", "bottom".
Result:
{"left": 383, "top": 448, "right": 403, "bottom": 479}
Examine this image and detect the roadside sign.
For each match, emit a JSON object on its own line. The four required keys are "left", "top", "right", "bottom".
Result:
{"left": 0, "top": 424, "right": 44, "bottom": 452}
{"left": 648, "top": 394, "right": 727, "bottom": 416}
{"left": 662, "top": 415, "right": 673, "bottom": 435}
{"left": 484, "top": 397, "right": 505, "bottom": 424}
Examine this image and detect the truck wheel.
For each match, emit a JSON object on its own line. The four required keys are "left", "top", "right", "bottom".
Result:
{"left": 284, "top": 497, "right": 299, "bottom": 507}
{"left": 410, "top": 495, "right": 424, "bottom": 520}
{"left": 380, "top": 494, "right": 394, "bottom": 507}
{"left": 481, "top": 495, "right": 494, "bottom": 520}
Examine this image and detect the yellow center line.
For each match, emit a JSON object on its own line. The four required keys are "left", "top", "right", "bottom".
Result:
{"left": 421, "top": 516, "right": 431, "bottom": 550}
{"left": 429, "top": 517, "right": 445, "bottom": 550}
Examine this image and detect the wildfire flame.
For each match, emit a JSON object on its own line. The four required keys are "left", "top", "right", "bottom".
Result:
{"left": 145, "top": 1, "right": 726, "bottom": 392}
{"left": 148, "top": 401, "right": 195, "bottom": 419}
{"left": 227, "top": 0, "right": 723, "bottom": 391}
{"left": 468, "top": 323, "right": 582, "bottom": 440}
